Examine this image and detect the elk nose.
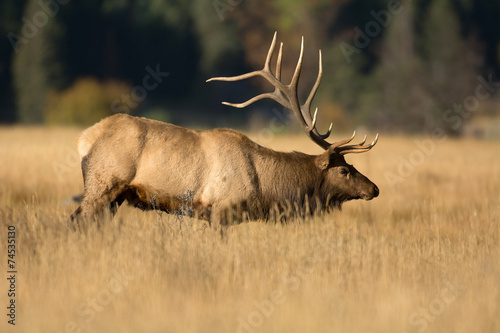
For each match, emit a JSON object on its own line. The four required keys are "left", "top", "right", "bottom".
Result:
{"left": 373, "top": 185, "right": 379, "bottom": 197}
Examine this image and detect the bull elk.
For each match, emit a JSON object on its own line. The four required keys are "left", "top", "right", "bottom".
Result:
{"left": 70, "top": 32, "right": 379, "bottom": 228}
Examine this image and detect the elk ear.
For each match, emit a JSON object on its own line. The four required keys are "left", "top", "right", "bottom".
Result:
{"left": 316, "top": 150, "right": 331, "bottom": 170}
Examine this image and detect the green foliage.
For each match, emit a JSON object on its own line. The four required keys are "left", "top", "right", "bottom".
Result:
{"left": 273, "top": 0, "right": 304, "bottom": 32}
{"left": 371, "top": 1, "right": 425, "bottom": 132}
{"left": 1, "top": 0, "right": 499, "bottom": 132}
{"left": 419, "top": 0, "right": 482, "bottom": 134}
{"left": 190, "top": 0, "right": 241, "bottom": 75}
{"left": 44, "top": 78, "right": 131, "bottom": 126}
{"left": 0, "top": 0, "right": 26, "bottom": 122}
{"left": 12, "top": 0, "right": 63, "bottom": 123}
{"left": 365, "top": 0, "right": 484, "bottom": 133}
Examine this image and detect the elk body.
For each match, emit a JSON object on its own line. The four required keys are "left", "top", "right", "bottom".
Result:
{"left": 70, "top": 33, "right": 379, "bottom": 227}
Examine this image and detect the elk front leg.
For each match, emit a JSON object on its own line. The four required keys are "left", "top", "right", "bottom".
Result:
{"left": 210, "top": 204, "right": 230, "bottom": 239}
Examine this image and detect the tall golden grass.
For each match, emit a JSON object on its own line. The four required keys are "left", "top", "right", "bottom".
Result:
{"left": 1, "top": 126, "right": 499, "bottom": 333}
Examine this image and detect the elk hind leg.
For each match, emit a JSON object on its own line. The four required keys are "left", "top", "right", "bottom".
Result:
{"left": 70, "top": 182, "right": 127, "bottom": 227}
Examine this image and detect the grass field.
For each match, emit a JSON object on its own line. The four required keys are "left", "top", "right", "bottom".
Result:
{"left": 1, "top": 126, "right": 499, "bottom": 333}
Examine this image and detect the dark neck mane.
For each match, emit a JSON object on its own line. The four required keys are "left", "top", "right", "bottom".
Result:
{"left": 253, "top": 147, "right": 333, "bottom": 215}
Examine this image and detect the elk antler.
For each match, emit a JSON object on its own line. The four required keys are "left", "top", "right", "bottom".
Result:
{"left": 330, "top": 131, "right": 379, "bottom": 155}
{"left": 207, "top": 32, "right": 378, "bottom": 154}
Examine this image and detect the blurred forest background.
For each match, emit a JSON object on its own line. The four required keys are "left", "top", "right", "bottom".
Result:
{"left": 1, "top": 0, "right": 500, "bottom": 136}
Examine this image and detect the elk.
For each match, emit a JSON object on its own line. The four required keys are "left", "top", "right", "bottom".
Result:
{"left": 70, "top": 32, "right": 379, "bottom": 227}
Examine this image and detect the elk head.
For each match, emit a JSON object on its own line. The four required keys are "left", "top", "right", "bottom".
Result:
{"left": 208, "top": 32, "right": 379, "bottom": 206}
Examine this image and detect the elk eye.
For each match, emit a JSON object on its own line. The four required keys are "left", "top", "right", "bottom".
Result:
{"left": 339, "top": 167, "right": 349, "bottom": 176}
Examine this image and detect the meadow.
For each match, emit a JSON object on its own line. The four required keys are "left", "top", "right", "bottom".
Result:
{"left": 0, "top": 126, "right": 499, "bottom": 333}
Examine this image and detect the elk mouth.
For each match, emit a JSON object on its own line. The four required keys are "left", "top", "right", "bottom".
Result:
{"left": 359, "top": 185, "right": 379, "bottom": 201}
{"left": 360, "top": 194, "right": 375, "bottom": 200}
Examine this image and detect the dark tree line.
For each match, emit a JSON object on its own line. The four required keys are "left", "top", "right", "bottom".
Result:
{"left": 1, "top": 0, "right": 499, "bottom": 134}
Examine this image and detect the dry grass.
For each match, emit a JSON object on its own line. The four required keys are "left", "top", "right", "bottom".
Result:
{"left": 1, "top": 126, "right": 499, "bottom": 333}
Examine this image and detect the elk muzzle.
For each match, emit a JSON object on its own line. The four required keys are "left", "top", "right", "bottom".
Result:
{"left": 360, "top": 183, "right": 379, "bottom": 200}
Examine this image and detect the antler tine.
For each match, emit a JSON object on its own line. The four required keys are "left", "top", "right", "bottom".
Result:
{"left": 206, "top": 70, "right": 262, "bottom": 83}
{"left": 309, "top": 108, "right": 333, "bottom": 140}
{"left": 320, "top": 123, "right": 333, "bottom": 140}
{"left": 303, "top": 50, "right": 323, "bottom": 113}
{"left": 276, "top": 42, "right": 283, "bottom": 80}
{"left": 346, "top": 135, "right": 367, "bottom": 148}
{"left": 330, "top": 131, "right": 356, "bottom": 150}
{"left": 289, "top": 36, "right": 304, "bottom": 91}
{"left": 264, "top": 31, "right": 278, "bottom": 73}
{"left": 311, "top": 107, "right": 318, "bottom": 128}
{"left": 338, "top": 134, "right": 379, "bottom": 155}
{"left": 222, "top": 91, "right": 289, "bottom": 110}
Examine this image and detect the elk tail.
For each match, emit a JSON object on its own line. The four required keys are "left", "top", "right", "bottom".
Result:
{"left": 75, "top": 118, "right": 109, "bottom": 160}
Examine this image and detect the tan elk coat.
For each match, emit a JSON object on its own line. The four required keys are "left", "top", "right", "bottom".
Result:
{"left": 70, "top": 33, "right": 379, "bottom": 227}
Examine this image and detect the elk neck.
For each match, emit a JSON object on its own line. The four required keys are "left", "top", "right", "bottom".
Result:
{"left": 253, "top": 147, "right": 329, "bottom": 211}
